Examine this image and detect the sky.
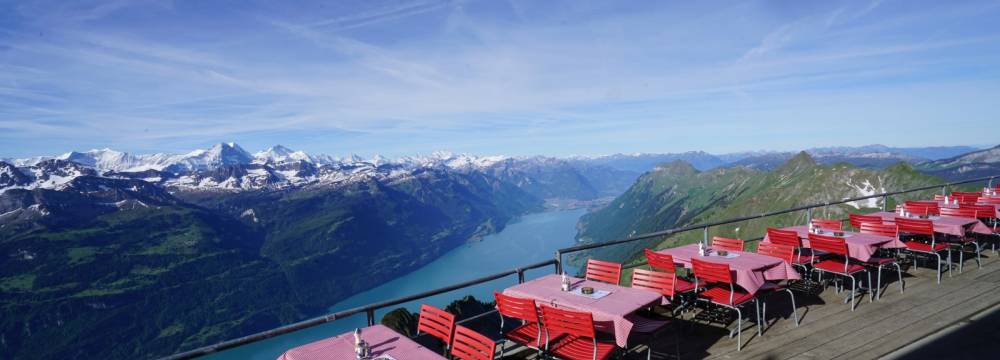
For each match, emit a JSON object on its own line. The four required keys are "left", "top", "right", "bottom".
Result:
{"left": 1, "top": 0, "right": 999, "bottom": 159}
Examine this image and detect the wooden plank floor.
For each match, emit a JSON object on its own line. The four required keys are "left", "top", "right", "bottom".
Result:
{"left": 502, "top": 248, "right": 1000, "bottom": 359}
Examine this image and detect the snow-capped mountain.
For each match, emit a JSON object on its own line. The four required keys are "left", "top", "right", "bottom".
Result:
{"left": 253, "top": 145, "right": 316, "bottom": 165}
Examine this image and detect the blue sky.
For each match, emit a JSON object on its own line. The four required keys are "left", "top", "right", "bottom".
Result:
{"left": 1, "top": 0, "right": 999, "bottom": 158}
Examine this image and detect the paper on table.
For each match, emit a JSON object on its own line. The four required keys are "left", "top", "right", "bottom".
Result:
{"left": 570, "top": 287, "right": 611, "bottom": 299}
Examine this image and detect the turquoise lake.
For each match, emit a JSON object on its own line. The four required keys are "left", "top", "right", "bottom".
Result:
{"left": 206, "top": 208, "right": 586, "bottom": 360}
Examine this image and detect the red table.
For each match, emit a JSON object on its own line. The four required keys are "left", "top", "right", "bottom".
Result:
{"left": 763, "top": 226, "right": 903, "bottom": 261}
{"left": 657, "top": 244, "right": 800, "bottom": 296}
{"left": 503, "top": 274, "right": 661, "bottom": 347}
{"left": 277, "top": 324, "right": 445, "bottom": 360}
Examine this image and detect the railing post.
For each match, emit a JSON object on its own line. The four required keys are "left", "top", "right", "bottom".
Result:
{"left": 807, "top": 207, "right": 813, "bottom": 224}
{"left": 366, "top": 309, "right": 376, "bottom": 326}
{"left": 517, "top": 268, "right": 525, "bottom": 283}
{"left": 942, "top": 185, "right": 947, "bottom": 196}
{"left": 990, "top": 177, "right": 995, "bottom": 188}
{"left": 702, "top": 226, "right": 708, "bottom": 245}
{"left": 554, "top": 250, "right": 562, "bottom": 274}
{"left": 881, "top": 194, "right": 888, "bottom": 211}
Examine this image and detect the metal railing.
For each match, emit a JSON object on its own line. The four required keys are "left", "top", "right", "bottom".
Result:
{"left": 162, "top": 175, "right": 996, "bottom": 359}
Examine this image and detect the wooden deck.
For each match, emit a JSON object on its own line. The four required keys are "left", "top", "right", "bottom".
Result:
{"left": 503, "top": 248, "right": 1000, "bottom": 359}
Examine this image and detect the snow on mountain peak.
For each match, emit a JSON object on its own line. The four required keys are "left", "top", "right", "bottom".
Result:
{"left": 254, "top": 145, "right": 314, "bottom": 165}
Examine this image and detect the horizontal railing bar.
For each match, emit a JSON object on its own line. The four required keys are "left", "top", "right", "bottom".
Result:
{"left": 557, "top": 175, "right": 996, "bottom": 255}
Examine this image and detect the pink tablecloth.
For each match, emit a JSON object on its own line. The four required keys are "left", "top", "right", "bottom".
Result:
{"left": 872, "top": 212, "right": 992, "bottom": 236}
{"left": 658, "top": 244, "right": 801, "bottom": 296}
{"left": 503, "top": 274, "right": 661, "bottom": 347}
{"left": 762, "top": 225, "right": 903, "bottom": 262}
{"left": 277, "top": 324, "right": 445, "bottom": 360}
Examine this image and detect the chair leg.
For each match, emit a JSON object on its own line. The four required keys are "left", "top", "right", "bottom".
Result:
{"left": 947, "top": 249, "right": 953, "bottom": 278}
{"left": 850, "top": 275, "right": 857, "bottom": 311}
{"left": 975, "top": 241, "right": 982, "bottom": 269}
{"left": 959, "top": 245, "right": 965, "bottom": 273}
{"left": 896, "top": 263, "right": 904, "bottom": 294}
{"left": 935, "top": 252, "right": 942, "bottom": 284}
{"left": 758, "top": 300, "right": 764, "bottom": 337}
{"left": 786, "top": 288, "right": 799, "bottom": 326}
{"left": 735, "top": 307, "right": 743, "bottom": 351}
{"left": 866, "top": 271, "right": 873, "bottom": 303}
{"left": 876, "top": 265, "right": 884, "bottom": 301}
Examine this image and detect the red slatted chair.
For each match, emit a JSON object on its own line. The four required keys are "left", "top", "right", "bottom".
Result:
{"left": 418, "top": 304, "right": 456, "bottom": 353}
{"left": 754, "top": 243, "right": 800, "bottom": 327}
{"left": 962, "top": 204, "right": 999, "bottom": 254}
{"left": 860, "top": 222, "right": 897, "bottom": 238}
{"left": 940, "top": 207, "right": 978, "bottom": 218}
{"left": 627, "top": 269, "right": 679, "bottom": 359}
{"left": 640, "top": 251, "right": 696, "bottom": 298}
{"left": 494, "top": 292, "right": 543, "bottom": 355}
{"left": 811, "top": 218, "right": 843, "bottom": 231}
{"left": 585, "top": 259, "right": 622, "bottom": 285}
{"left": 539, "top": 305, "right": 616, "bottom": 360}
{"left": 904, "top": 201, "right": 939, "bottom": 216}
{"left": 939, "top": 207, "right": 982, "bottom": 272}
{"left": 933, "top": 194, "right": 946, "bottom": 201}
{"left": 691, "top": 258, "right": 761, "bottom": 351}
{"left": 766, "top": 228, "right": 817, "bottom": 271}
{"left": 857, "top": 223, "right": 905, "bottom": 300}
{"left": 808, "top": 233, "right": 872, "bottom": 311}
{"left": 711, "top": 236, "right": 745, "bottom": 252}
{"left": 451, "top": 325, "right": 496, "bottom": 360}
{"left": 895, "top": 217, "right": 950, "bottom": 284}
{"left": 952, "top": 191, "right": 981, "bottom": 204}
{"left": 849, "top": 214, "right": 883, "bottom": 230}
{"left": 981, "top": 197, "right": 1000, "bottom": 205}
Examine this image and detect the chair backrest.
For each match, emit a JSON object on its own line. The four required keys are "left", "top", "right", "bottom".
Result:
{"left": 807, "top": 233, "right": 849, "bottom": 256}
{"left": 451, "top": 325, "right": 496, "bottom": 360}
{"left": 860, "top": 222, "right": 898, "bottom": 238}
{"left": 895, "top": 217, "right": 935, "bottom": 236}
{"left": 811, "top": 218, "right": 843, "bottom": 231}
{"left": 961, "top": 204, "right": 997, "bottom": 220}
{"left": 767, "top": 228, "right": 802, "bottom": 248}
{"left": 418, "top": 304, "right": 456, "bottom": 347}
{"left": 849, "top": 213, "right": 883, "bottom": 229}
{"left": 585, "top": 259, "right": 622, "bottom": 285}
{"left": 952, "top": 191, "right": 980, "bottom": 197}
{"left": 691, "top": 258, "right": 734, "bottom": 285}
{"left": 711, "top": 236, "right": 744, "bottom": 252}
{"left": 644, "top": 248, "right": 677, "bottom": 274}
{"left": 539, "top": 305, "right": 595, "bottom": 339}
{"left": 933, "top": 194, "right": 946, "bottom": 201}
{"left": 952, "top": 191, "right": 981, "bottom": 200}
{"left": 940, "top": 207, "right": 978, "bottom": 218}
{"left": 494, "top": 292, "right": 538, "bottom": 324}
{"left": 904, "top": 201, "right": 939, "bottom": 216}
{"left": 630, "top": 268, "right": 676, "bottom": 297}
{"left": 756, "top": 242, "right": 795, "bottom": 264}
{"left": 981, "top": 197, "right": 1000, "bottom": 205}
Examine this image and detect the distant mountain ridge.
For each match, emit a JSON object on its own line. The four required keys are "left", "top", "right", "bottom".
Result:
{"left": 916, "top": 145, "right": 1000, "bottom": 181}
{"left": 574, "top": 152, "right": 947, "bottom": 264}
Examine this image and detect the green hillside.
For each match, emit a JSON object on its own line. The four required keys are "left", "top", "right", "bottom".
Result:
{"left": 574, "top": 152, "right": 945, "bottom": 265}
